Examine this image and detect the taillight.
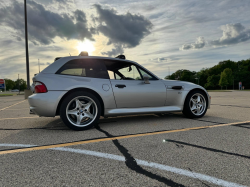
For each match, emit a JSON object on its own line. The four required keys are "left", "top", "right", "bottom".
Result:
{"left": 34, "top": 82, "right": 48, "bottom": 93}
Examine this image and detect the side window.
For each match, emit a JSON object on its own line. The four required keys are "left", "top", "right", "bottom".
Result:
{"left": 118, "top": 65, "right": 142, "bottom": 80}
{"left": 103, "top": 60, "right": 157, "bottom": 81}
{"left": 56, "top": 59, "right": 109, "bottom": 79}
{"left": 57, "top": 60, "right": 85, "bottom": 76}
{"left": 114, "top": 73, "right": 121, "bottom": 80}
{"left": 108, "top": 70, "right": 122, "bottom": 80}
{"left": 60, "top": 68, "right": 85, "bottom": 76}
{"left": 108, "top": 70, "right": 115, "bottom": 79}
{"left": 138, "top": 68, "right": 158, "bottom": 80}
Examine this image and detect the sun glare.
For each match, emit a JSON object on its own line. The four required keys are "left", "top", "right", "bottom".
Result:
{"left": 76, "top": 39, "right": 95, "bottom": 55}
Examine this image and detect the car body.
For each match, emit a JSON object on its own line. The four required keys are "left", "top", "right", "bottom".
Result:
{"left": 28, "top": 55, "right": 211, "bottom": 130}
{"left": 30, "top": 82, "right": 35, "bottom": 93}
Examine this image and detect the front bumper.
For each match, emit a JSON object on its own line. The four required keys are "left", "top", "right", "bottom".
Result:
{"left": 208, "top": 95, "right": 211, "bottom": 109}
{"left": 28, "top": 91, "right": 67, "bottom": 117}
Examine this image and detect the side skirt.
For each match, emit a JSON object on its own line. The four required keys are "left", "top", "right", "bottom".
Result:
{"left": 104, "top": 106, "right": 182, "bottom": 117}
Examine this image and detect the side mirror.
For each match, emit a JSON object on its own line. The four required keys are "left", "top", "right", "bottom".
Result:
{"left": 143, "top": 74, "right": 150, "bottom": 84}
{"left": 128, "top": 66, "right": 132, "bottom": 72}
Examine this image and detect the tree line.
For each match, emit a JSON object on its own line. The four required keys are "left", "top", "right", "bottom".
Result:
{"left": 165, "top": 59, "right": 250, "bottom": 89}
{"left": 1, "top": 78, "right": 27, "bottom": 91}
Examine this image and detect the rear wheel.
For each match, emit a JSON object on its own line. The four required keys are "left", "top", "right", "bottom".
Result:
{"left": 182, "top": 90, "right": 208, "bottom": 118}
{"left": 60, "top": 91, "right": 101, "bottom": 131}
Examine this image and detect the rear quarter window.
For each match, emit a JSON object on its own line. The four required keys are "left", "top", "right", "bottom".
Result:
{"left": 56, "top": 59, "right": 109, "bottom": 79}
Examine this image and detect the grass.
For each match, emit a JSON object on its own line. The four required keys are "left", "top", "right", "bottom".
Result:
{"left": 207, "top": 90, "right": 232, "bottom": 92}
{"left": 0, "top": 94, "right": 14, "bottom": 97}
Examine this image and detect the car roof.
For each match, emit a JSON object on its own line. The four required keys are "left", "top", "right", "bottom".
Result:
{"left": 42, "top": 56, "right": 139, "bottom": 74}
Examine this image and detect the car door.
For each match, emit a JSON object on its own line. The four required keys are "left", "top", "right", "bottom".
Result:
{"left": 107, "top": 61, "right": 166, "bottom": 108}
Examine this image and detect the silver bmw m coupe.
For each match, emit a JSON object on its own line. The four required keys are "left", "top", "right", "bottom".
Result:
{"left": 28, "top": 54, "right": 211, "bottom": 130}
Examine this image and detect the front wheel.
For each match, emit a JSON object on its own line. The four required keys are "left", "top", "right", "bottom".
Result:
{"left": 182, "top": 90, "right": 208, "bottom": 118}
{"left": 60, "top": 91, "right": 101, "bottom": 131}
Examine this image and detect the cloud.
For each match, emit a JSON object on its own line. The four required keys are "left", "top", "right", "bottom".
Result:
{"left": 148, "top": 56, "right": 180, "bottom": 64}
{"left": 0, "top": 0, "right": 93, "bottom": 45}
{"left": 33, "top": 0, "right": 75, "bottom": 11}
{"left": 157, "top": 57, "right": 166, "bottom": 62}
{"left": 211, "top": 23, "right": 250, "bottom": 46}
{"left": 93, "top": 4, "right": 153, "bottom": 56}
{"left": 179, "top": 37, "right": 206, "bottom": 50}
{"left": 101, "top": 44, "right": 124, "bottom": 57}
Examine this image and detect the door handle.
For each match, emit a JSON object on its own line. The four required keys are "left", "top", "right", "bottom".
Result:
{"left": 172, "top": 86, "right": 183, "bottom": 90}
{"left": 115, "top": 84, "right": 126, "bottom": 88}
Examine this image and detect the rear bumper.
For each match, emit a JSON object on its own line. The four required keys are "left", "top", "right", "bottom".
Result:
{"left": 28, "top": 91, "right": 67, "bottom": 117}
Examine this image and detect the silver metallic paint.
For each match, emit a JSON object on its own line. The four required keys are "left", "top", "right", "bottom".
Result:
{"left": 110, "top": 79, "right": 166, "bottom": 108}
{"left": 105, "top": 106, "right": 182, "bottom": 116}
{"left": 28, "top": 56, "right": 210, "bottom": 117}
{"left": 28, "top": 91, "right": 67, "bottom": 117}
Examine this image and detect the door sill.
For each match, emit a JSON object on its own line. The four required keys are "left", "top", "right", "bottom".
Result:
{"left": 105, "top": 106, "right": 182, "bottom": 117}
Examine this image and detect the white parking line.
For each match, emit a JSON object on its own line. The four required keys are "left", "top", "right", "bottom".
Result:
{"left": 0, "top": 143, "right": 246, "bottom": 187}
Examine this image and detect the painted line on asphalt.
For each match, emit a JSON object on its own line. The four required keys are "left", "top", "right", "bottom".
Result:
{"left": 0, "top": 120, "right": 249, "bottom": 155}
{"left": 0, "top": 100, "right": 26, "bottom": 111}
{"left": 0, "top": 117, "right": 39, "bottom": 121}
{"left": 0, "top": 143, "right": 246, "bottom": 187}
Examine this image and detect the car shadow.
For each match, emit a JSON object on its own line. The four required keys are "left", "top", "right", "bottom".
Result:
{"left": 29, "top": 112, "right": 243, "bottom": 132}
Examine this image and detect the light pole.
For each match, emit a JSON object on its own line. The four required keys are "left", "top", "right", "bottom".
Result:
{"left": 38, "top": 59, "right": 40, "bottom": 73}
{"left": 233, "top": 77, "right": 234, "bottom": 90}
{"left": 18, "top": 74, "right": 20, "bottom": 94}
{"left": 195, "top": 73, "right": 200, "bottom": 85}
{"left": 24, "top": 0, "right": 30, "bottom": 90}
{"left": 195, "top": 77, "right": 199, "bottom": 85}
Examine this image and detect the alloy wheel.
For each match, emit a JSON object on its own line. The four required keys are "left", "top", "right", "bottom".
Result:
{"left": 66, "top": 96, "right": 98, "bottom": 127}
{"left": 189, "top": 93, "right": 206, "bottom": 116}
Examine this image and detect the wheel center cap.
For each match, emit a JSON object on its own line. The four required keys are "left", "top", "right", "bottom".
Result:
{"left": 80, "top": 109, "right": 83, "bottom": 113}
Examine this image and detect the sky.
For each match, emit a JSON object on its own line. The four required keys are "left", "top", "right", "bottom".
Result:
{"left": 0, "top": 0, "right": 250, "bottom": 82}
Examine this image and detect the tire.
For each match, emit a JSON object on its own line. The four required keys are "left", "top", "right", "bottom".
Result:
{"left": 182, "top": 90, "right": 208, "bottom": 118}
{"left": 60, "top": 91, "right": 101, "bottom": 131}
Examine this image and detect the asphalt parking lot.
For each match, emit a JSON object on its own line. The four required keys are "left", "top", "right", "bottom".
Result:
{"left": 0, "top": 91, "right": 249, "bottom": 187}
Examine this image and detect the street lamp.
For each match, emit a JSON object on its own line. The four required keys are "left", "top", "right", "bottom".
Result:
{"left": 18, "top": 74, "right": 20, "bottom": 94}
{"left": 38, "top": 59, "right": 40, "bottom": 73}
{"left": 195, "top": 77, "right": 199, "bottom": 85}
{"left": 24, "top": 0, "right": 33, "bottom": 99}
{"left": 24, "top": 0, "right": 30, "bottom": 90}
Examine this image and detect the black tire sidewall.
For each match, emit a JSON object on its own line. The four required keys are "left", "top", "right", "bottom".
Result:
{"left": 183, "top": 90, "right": 208, "bottom": 118}
{"left": 60, "top": 91, "right": 101, "bottom": 131}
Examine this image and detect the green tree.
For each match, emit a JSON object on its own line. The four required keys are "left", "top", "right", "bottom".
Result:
{"left": 223, "top": 68, "right": 233, "bottom": 86}
{"left": 165, "top": 58, "right": 250, "bottom": 89}
{"left": 14, "top": 79, "right": 27, "bottom": 91}
{"left": 205, "top": 74, "right": 220, "bottom": 89}
{"left": 219, "top": 71, "right": 228, "bottom": 89}
{"left": 4, "top": 79, "right": 15, "bottom": 91}
{"left": 165, "top": 69, "right": 196, "bottom": 83}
